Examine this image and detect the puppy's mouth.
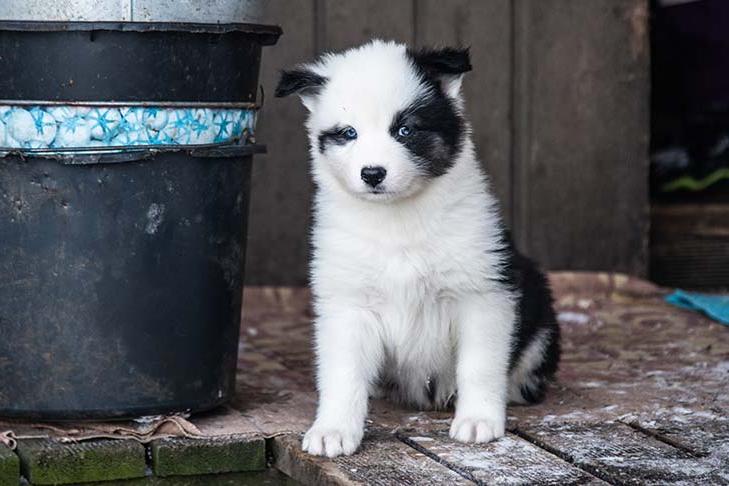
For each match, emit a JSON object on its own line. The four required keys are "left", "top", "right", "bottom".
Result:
{"left": 359, "top": 187, "right": 398, "bottom": 200}
{"left": 356, "top": 182, "right": 425, "bottom": 202}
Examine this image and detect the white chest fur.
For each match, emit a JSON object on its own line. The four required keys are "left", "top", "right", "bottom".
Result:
{"left": 310, "top": 157, "right": 506, "bottom": 407}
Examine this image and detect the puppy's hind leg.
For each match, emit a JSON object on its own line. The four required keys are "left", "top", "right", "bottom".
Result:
{"left": 303, "top": 305, "right": 383, "bottom": 458}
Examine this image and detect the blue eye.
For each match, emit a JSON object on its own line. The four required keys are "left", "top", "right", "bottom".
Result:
{"left": 398, "top": 125, "right": 412, "bottom": 137}
{"left": 342, "top": 127, "right": 358, "bottom": 140}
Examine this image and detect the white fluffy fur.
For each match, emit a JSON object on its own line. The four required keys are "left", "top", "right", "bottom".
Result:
{"left": 298, "top": 41, "right": 517, "bottom": 457}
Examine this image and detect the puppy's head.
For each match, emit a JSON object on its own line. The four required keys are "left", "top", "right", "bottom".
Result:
{"left": 276, "top": 40, "right": 471, "bottom": 202}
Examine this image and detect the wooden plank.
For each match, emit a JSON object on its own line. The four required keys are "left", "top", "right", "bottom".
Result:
{"left": 245, "top": 0, "right": 317, "bottom": 285}
{"left": 512, "top": 0, "right": 649, "bottom": 275}
{"left": 150, "top": 436, "right": 266, "bottom": 477}
{"left": 514, "top": 421, "right": 725, "bottom": 485}
{"left": 332, "top": 429, "right": 471, "bottom": 485}
{"left": 15, "top": 438, "right": 146, "bottom": 485}
{"left": 272, "top": 430, "right": 472, "bottom": 486}
{"left": 85, "top": 469, "right": 299, "bottom": 486}
{"left": 319, "top": 0, "right": 415, "bottom": 51}
{"left": 0, "top": 444, "right": 19, "bottom": 486}
{"left": 397, "top": 424, "right": 605, "bottom": 485}
{"left": 272, "top": 435, "right": 364, "bottom": 486}
{"left": 623, "top": 411, "right": 729, "bottom": 461}
{"left": 414, "top": 0, "right": 513, "bottom": 225}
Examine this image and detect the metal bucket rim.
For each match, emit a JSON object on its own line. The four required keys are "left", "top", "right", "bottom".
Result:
{"left": 0, "top": 100, "right": 260, "bottom": 109}
{"left": 0, "top": 20, "right": 282, "bottom": 42}
{"left": 1, "top": 143, "right": 266, "bottom": 165}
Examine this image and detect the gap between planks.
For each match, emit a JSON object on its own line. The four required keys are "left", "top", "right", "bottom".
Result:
{"left": 396, "top": 432, "right": 480, "bottom": 484}
{"left": 508, "top": 427, "right": 622, "bottom": 486}
{"left": 619, "top": 420, "right": 706, "bottom": 459}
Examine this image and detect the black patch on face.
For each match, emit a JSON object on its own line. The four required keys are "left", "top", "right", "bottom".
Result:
{"left": 393, "top": 47, "right": 471, "bottom": 177}
{"left": 389, "top": 89, "right": 465, "bottom": 177}
{"left": 317, "top": 126, "right": 353, "bottom": 153}
{"left": 274, "top": 69, "right": 327, "bottom": 98}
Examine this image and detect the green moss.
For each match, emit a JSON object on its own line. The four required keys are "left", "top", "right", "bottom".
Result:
{"left": 151, "top": 436, "right": 265, "bottom": 477}
{"left": 0, "top": 446, "right": 19, "bottom": 486}
{"left": 89, "top": 469, "right": 300, "bottom": 485}
{"left": 16, "top": 439, "right": 146, "bottom": 485}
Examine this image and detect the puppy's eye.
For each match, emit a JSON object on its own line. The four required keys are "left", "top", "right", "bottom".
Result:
{"left": 340, "top": 126, "right": 358, "bottom": 140}
{"left": 397, "top": 125, "right": 412, "bottom": 137}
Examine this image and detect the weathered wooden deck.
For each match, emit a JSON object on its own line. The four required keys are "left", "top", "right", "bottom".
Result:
{"left": 240, "top": 273, "right": 729, "bottom": 485}
{"left": 1, "top": 272, "right": 727, "bottom": 485}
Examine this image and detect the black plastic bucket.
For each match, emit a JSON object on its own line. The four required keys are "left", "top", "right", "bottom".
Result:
{"left": 0, "top": 21, "right": 281, "bottom": 419}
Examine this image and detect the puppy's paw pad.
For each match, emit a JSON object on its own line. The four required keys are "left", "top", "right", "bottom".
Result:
{"left": 449, "top": 417, "right": 505, "bottom": 443}
{"left": 302, "top": 426, "right": 361, "bottom": 458}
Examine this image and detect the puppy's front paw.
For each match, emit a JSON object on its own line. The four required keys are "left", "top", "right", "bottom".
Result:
{"left": 302, "top": 424, "right": 363, "bottom": 458}
{"left": 449, "top": 415, "right": 505, "bottom": 444}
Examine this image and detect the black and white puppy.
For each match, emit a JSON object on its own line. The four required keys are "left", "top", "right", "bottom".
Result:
{"left": 275, "top": 40, "right": 560, "bottom": 458}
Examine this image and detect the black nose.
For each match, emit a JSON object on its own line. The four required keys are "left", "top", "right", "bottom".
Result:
{"left": 361, "top": 166, "right": 387, "bottom": 187}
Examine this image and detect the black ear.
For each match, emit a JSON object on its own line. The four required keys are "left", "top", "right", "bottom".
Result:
{"left": 274, "top": 68, "right": 328, "bottom": 98}
{"left": 408, "top": 47, "right": 472, "bottom": 76}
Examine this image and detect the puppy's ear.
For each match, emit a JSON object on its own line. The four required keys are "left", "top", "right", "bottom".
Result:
{"left": 409, "top": 47, "right": 471, "bottom": 99}
{"left": 275, "top": 68, "right": 327, "bottom": 111}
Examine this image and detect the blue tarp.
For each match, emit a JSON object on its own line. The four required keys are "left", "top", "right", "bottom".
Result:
{"left": 666, "top": 290, "right": 729, "bottom": 325}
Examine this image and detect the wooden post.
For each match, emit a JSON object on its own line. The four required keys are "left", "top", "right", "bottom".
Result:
{"left": 511, "top": 0, "right": 649, "bottom": 275}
